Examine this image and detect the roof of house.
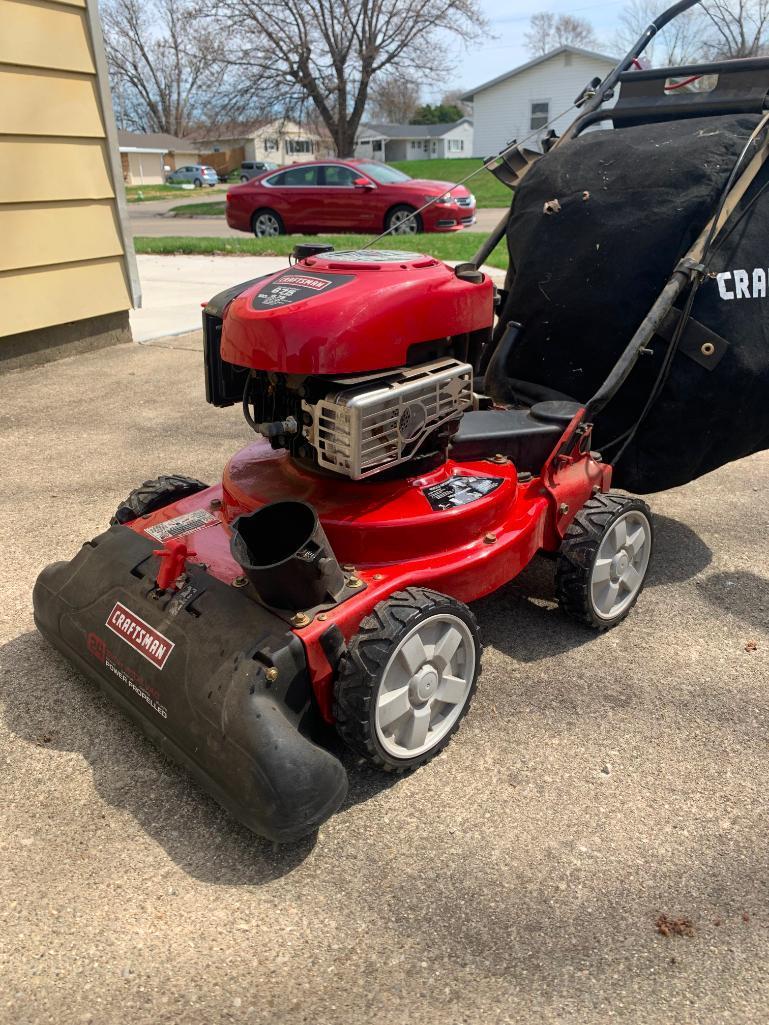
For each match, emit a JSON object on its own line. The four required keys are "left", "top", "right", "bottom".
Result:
{"left": 460, "top": 46, "right": 619, "bottom": 101}
{"left": 117, "top": 130, "right": 195, "bottom": 153}
{"left": 359, "top": 118, "right": 472, "bottom": 140}
{"left": 189, "top": 118, "right": 323, "bottom": 144}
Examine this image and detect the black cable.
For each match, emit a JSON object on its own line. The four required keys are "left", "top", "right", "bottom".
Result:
{"left": 242, "top": 375, "right": 260, "bottom": 434}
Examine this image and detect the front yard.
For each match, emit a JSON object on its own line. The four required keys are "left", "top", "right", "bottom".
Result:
{"left": 133, "top": 232, "right": 509, "bottom": 270}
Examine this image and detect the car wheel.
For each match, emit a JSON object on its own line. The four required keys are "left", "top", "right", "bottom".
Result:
{"left": 333, "top": 587, "right": 481, "bottom": 772}
{"left": 240, "top": 175, "right": 248, "bottom": 182}
{"left": 385, "top": 205, "right": 422, "bottom": 235}
{"left": 252, "top": 209, "right": 284, "bottom": 238}
{"left": 194, "top": 178, "right": 202, "bottom": 188}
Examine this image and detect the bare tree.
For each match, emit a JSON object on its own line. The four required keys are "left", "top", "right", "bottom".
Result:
{"left": 441, "top": 89, "right": 473, "bottom": 117}
{"left": 615, "top": 0, "right": 708, "bottom": 63}
{"left": 103, "top": 0, "right": 233, "bottom": 136}
{"left": 215, "top": 0, "right": 487, "bottom": 156}
{"left": 700, "top": 0, "right": 769, "bottom": 56}
{"left": 524, "top": 12, "right": 598, "bottom": 56}
{"left": 368, "top": 75, "right": 421, "bottom": 123}
{"left": 616, "top": 0, "right": 769, "bottom": 65}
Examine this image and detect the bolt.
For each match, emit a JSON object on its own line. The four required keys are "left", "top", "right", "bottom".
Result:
{"left": 559, "top": 503, "right": 570, "bottom": 515}
{"left": 291, "top": 612, "right": 311, "bottom": 627}
{"left": 232, "top": 576, "right": 249, "bottom": 588}
{"left": 210, "top": 498, "right": 222, "bottom": 510}
{"left": 491, "top": 453, "right": 507, "bottom": 464}
{"left": 347, "top": 576, "right": 363, "bottom": 588}
{"left": 483, "top": 533, "right": 497, "bottom": 544}
{"left": 317, "top": 613, "right": 328, "bottom": 621}
{"left": 342, "top": 564, "right": 355, "bottom": 573}
{"left": 264, "top": 667, "right": 279, "bottom": 683}
{"left": 372, "top": 573, "right": 384, "bottom": 581}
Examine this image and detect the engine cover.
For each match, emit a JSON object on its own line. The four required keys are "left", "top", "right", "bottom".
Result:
{"left": 302, "top": 358, "right": 473, "bottom": 479}
{"left": 219, "top": 249, "right": 494, "bottom": 375}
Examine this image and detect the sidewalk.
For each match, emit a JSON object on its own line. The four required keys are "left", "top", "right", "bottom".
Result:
{"left": 128, "top": 254, "right": 507, "bottom": 344}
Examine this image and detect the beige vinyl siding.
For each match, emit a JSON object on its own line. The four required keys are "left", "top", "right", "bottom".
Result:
{"left": 0, "top": 67, "right": 104, "bottom": 137}
{"left": 0, "top": 259, "right": 131, "bottom": 336}
{"left": 0, "top": 201, "right": 123, "bottom": 272}
{"left": 0, "top": 0, "right": 95, "bottom": 73}
{"left": 1, "top": 0, "right": 135, "bottom": 341}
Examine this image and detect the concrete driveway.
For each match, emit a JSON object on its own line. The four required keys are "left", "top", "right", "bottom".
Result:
{"left": 2, "top": 326, "right": 769, "bottom": 1023}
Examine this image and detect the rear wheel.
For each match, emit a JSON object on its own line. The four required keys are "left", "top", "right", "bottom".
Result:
{"left": 111, "top": 475, "right": 209, "bottom": 526}
{"left": 252, "top": 209, "right": 284, "bottom": 237}
{"left": 556, "top": 493, "right": 653, "bottom": 629}
{"left": 193, "top": 177, "right": 202, "bottom": 188}
{"left": 240, "top": 174, "right": 248, "bottom": 182}
{"left": 385, "top": 205, "right": 422, "bottom": 235}
{"left": 334, "top": 588, "right": 481, "bottom": 772}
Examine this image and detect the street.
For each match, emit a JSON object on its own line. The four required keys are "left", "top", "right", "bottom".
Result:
{"left": 128, "top": 198, "right": 508, "bottom": 238}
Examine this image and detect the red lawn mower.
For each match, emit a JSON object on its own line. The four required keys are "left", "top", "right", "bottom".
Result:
{"left": 35, "top": 0, "right": 767, "bottom": 840}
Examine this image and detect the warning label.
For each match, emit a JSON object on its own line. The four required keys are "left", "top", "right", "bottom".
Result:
{"left": 144, "top": 508, "right": 218, "bottom": 542}
{"left": 423, "top": 476, "right": 504, "bottom": 511}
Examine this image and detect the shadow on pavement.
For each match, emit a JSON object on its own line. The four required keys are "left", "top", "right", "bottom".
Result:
{"left": 0, "top": 630, "right": 320, "bottom": 884}
{"left": 697, "top": 570, "right": 769, "bottom": 634}
{"left": 476, "top": 514, "right": 712, "bottom": 663}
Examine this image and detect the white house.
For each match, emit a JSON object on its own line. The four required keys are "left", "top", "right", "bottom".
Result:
{"left": 354, "top": 119, "right": 474, "bottom": 161}
{"left": 191, "top": 118, "right": 331, "bottom": 167}
{"left": 461, "top": 47, "right": 618, "bottom": 157}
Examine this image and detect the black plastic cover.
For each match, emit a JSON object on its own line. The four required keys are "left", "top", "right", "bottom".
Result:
{"left": 33, "top": 526, "right": 348, "bottom": 841}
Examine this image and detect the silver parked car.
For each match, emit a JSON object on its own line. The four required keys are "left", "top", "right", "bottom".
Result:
{"left": 166, "top": 164, "right": 219, "bottom": 187}
{"left": 239, "top": 160, "right": 279, "bottom": 181}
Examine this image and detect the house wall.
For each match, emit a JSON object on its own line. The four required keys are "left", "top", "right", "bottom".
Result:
{"left": 200, "top": 123, "right": 325, "bottom": 166}
{"left": 125, "top": 151, "right": 164, "bottom": 185}
{"left": 0, "top": 0, "right": 138, "bottom": 361}
{"left": 438, "top": 120, "right": 474, "bottom": 158}
{"left": 469, "top": 52, "right": 616, "bottom": 156}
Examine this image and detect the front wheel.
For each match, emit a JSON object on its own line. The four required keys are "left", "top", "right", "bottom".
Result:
{"left": 556, "top": 493, "right": 653, "bottom": 629}
{"left": 240, "top": 174, "right": 248, "bottom": 182}
{"left": 252, "top": 209, "right": 285, "bottom": 237}
{"left": 333, "top": 588, "right": 481, "bottom": 772}
{"left": 385, "top": 205, "right": 422, "bottom": 235}
{"left": 110, "top": 474, "right": 209, "bottom": 526}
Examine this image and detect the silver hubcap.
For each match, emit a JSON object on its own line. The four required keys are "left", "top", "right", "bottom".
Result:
{"left": 254, "top": 213, "right": 280, "bottom": 237}
{"left": 375, "top": 614, "right": 475, "bottom": 759}
{"left": 389, "top": 210, "right": 418, "bottom": 235}
{"left": 590, "top": 510, "right": 651, "bottom": 620}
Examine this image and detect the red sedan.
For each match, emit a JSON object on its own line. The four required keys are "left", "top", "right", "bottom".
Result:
{"left": 225, "top": 159, "right": 476, "bottom": 237}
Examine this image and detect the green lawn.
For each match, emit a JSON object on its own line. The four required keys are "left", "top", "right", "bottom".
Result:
{"left": 390, "top": 158, "right": 511, "bottom": 208}
{"left": 169, "top": 200, "right": 226, "bottom": 216}
{"left": 126, "top": 184, "right": 223, "bottom": 203}
{"left": 134, "top": 233, "right": 508, "bottom": 269}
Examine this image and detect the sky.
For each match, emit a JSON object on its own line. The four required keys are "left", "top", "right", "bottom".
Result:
{"left": 431, "top": 0, "right": 631, "bottom": 98}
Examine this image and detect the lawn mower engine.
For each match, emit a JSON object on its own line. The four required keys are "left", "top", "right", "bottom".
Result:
{"left": 34, "top": 247, "right": 622, "bottom": 845}
{"left": 204, "top": 248, "right": 493, "bottom": 478}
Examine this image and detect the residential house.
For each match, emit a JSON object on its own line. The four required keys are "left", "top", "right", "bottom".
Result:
{"left": 461, "top": 47, "right": 618, "bottom": 156}
{"left": 354, "top": 119, "right": 473, "bottom": 161}
{"left": 0, "top": 0, "right": 139, "bottom": 367}
{"left": 117, "top": 131, "right": 200, "bottom": 185}
{"left": 191, "top": 119, "right": 332, "bottom": 173}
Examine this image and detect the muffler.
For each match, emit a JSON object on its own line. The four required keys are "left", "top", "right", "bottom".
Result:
{"left": 230, "top": 500, "right": 346, "bottom": 611}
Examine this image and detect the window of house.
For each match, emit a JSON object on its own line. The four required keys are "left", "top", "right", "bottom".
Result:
{"left": 286, "top": 138, "right": 314, "bottom": 154}
{"left": 448, "top": 138, "right": 464, "bottom": 152}
{"left": 264, "top": 137, "right": 279, "bottom": 152}
{"left": 372, "top": 140, "right": 382, "bottom": 152}
{"left": 530, "top": 101, "right": 550, "bottom": 131}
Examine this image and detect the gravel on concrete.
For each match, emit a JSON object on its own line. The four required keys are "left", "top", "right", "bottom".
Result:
{"left": 1, "top": 330, "right": 769, "bottom": 1025}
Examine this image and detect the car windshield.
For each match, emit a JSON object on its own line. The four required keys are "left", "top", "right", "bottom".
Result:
{"left": 356, "top": 163, "right": 412, "bottom": 184}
